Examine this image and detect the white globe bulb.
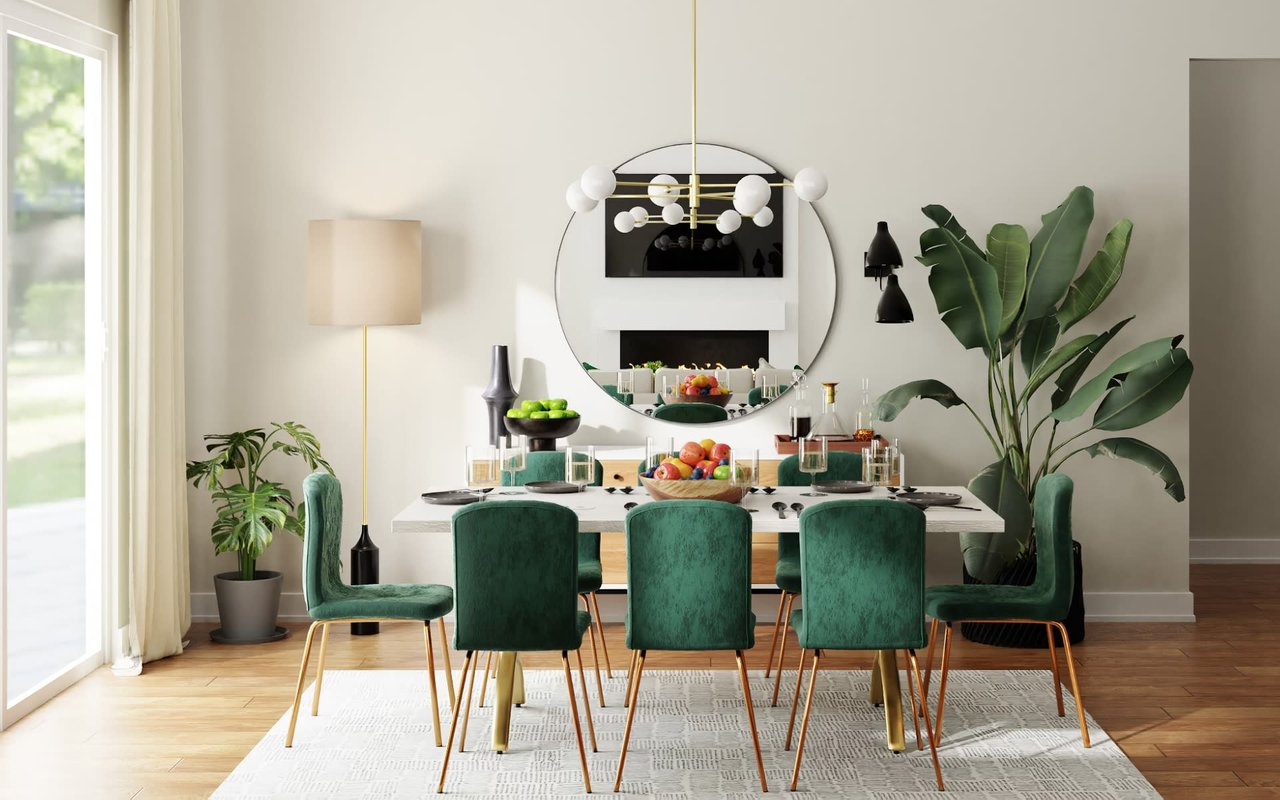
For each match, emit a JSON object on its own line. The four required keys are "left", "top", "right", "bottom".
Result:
{"left": 733, "top": 174, "right": 771, "bottom": 215}
{"left": 752, "top": 205, "right": 775, "bottom": 227}
{"left": 630, "top": 206, "right": 649, "bottom": 228}
{"left": 716, "top": 209, "right": 742, "bottom": 234}
{"left": 662, "top": 202, "right": 685, "bottom": 225}
{"left": 581, "top": 165, "right": 617, "bottom": 201}
{"left": 793, "top": 167, "right": 828, "bottom": 202}
{"left": 613, "top": 211, "right": 636, "bottom": 233}
{"left": 648, "top": 174, "right": 679, "bottom": 207}
{"left": 565, "top": 181, "right": 598, "bottom": 213}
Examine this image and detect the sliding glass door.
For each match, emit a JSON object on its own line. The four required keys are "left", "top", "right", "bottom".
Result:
{"left": 0, "top": 1, "right": 116, "bottom": 728}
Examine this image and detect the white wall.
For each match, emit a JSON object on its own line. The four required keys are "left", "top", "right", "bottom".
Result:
{"left": 181, "top": 0, "right": 1280, "bottom": 623}
{"left": 1189, "top": 60, "right": 1280, "bottom": 563}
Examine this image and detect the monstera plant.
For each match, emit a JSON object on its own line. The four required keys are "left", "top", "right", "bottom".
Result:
{"left": 875, "top": 186, "right": 1191, "bottom": 586}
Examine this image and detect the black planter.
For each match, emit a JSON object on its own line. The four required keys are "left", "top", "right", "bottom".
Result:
{"left": 481, "top": 345, "right": 518, "bottom": 447}
{"left": 960, "top": 540, "right": 1085, "bottom": 647}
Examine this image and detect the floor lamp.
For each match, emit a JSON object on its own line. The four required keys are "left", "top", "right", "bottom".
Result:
{"left": 308, "top": 219, "right": 423, "bottom": 635}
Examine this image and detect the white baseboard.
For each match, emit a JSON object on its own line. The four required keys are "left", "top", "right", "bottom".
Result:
{"left": 192, "top": 589, "right": 1196, "bottom": 625}
{"left": 1190, "top": 538, "right": 1280, "bottom": 564}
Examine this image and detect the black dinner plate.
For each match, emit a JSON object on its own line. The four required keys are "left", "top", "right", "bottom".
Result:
{"left": 422, "top": 491, "right": 482, "bottom": 505}
{"left": 525, "top": 481, "right": 583, "bottom": 494}
{"left": 898, "top": 492, "right": 962, "bottom": 507}
{"left": 812, "top": 480, "right": 873, "bottom": 494}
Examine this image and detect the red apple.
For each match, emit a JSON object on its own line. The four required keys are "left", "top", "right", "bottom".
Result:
{"left": 697, "top": 459, "right": 717, "bottom": 476}
{"left": 654, "top": 462, "right": 682, "bottom": 480}
{"left": 706, "top": 375, "right": 719, "bottom": 389}
{"left": 679, "top": 441, "right": 706, "bottom": 466}
{"left": 711, "top": 442, "right": 731, "bottom": 462}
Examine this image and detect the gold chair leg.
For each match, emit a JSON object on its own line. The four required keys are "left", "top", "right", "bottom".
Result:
{"left": 562, "top": 652, "right": 593, "bottom": 794}
{"left": 438, "top": 618, "right": 456, "bottom": 709}
{"left": 921, "top": 617, "right": 940, "bottom": 710}
{"left": 310, "top": 622, "right": 330, "bottom": 717}
{"left": 785, "top": 647, "right": 810, "bottom": 750}
{"left": 574, "top": 647, "right": 598, "bottom": 752}
{"left": 437, "top": 650, "right": 474, "bottom": 793}
{"left": 764, "top": 591, "right": 787, "bottom": 678}
{"left": 513, "top": 655, "right": 525, "bottom": 707}
{"left": 789, "top": 649, "right": 821, "bottom": 792}
{"left": 458, "top": 651, "right": 481, "bottom": 752}
{"left": 583, "top": 595, "right": 607, "bottom": 707}
{"left": 623, "top": 649, "right": 638, "bottom": 708}
{"left": 1046, "top": 623, "right": 1066, "bottom": 717}
{"left": 1052, "top": 621, "right": 1091, "bottom": 748}
{"left": 590, "top": 591, "right": 613, "bottom": 678}
{"left": 424, "top": 622, "right": 443, "bottom": 747}
{"left": 735, "top": 650, "right": 768, "bottom": 792}
{"left": 285, "top": 621, "right": 323, "bottom": 747}
{"left": 933, "top": 622, "right": 953, "bottom": 747}
{"left": 614, "top": 650, "right": 646, "bottom": 792}
{"left": 904, "top": 649, "right": 923, "bottom": 751}
{"left": 771, "top": 593, "right": 796, "bottom": 707}
{"left": 908, "top": 649, "right": 945, "bottom": 791}
{"left": 870, "top": 649, "right": 883, "bottom": 706}
{"left": 478, "top": 651, "right": 493, "bottom": 707}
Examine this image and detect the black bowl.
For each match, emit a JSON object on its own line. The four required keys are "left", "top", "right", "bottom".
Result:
{"left": 503, "top": 415, "right": 582, "bottom": 451}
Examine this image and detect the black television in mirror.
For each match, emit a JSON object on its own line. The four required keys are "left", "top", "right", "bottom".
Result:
{"left": 603, "top": 172, "right": 784, "bottom": 278}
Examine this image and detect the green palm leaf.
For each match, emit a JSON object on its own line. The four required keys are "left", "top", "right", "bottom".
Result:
{"left": 1051, "top": 316, "right": 1134, "bottom": 410}
{"left": 1092, "top": 348, "right": 1193, "bottom": 431}
{"left": 1025, "top": 186, "right": 1095, "bottom": 322}
{"left": 923, "top": 204, "right": 985, "bottom": 257}
{"left": 919, "top": 228, "right": 1002, "bottom": 353}
{"left": 1022, "top": 332, "right": 1097, "bottom": 402}
{"left": 1081, "top": 437, "right": 1186, "bottom": 501}
{"left": 1020, "top": 316, "right": 1060, "bottom": 377}
{"left": 1052, "top": 334, "right": 1184, "bottom": 422}
{"left": 986, "top": 223, "right": 1029, "bottom": 334}
{"left": 873, "top": 379, "right": 965, "bottom": 422}
{"left": 963, "top": 457, "right": 1031, "bottom": 582}
{"left": 1057, "top": 219, "right": 1132, "bottom": 332}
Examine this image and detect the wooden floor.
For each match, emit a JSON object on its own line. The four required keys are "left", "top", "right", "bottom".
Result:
{"left": 0, "top": 565, "right": 1277, "bottom": 798}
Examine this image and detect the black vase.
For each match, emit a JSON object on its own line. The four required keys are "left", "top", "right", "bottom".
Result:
{"left": 481, "top": 345, "right": 518, "bottom": 447}
{"left": 959, "top": 540, "right": 1086, "bottom": 647}
{"left": 350, "top": 525, "right": 380, "bottom": 635}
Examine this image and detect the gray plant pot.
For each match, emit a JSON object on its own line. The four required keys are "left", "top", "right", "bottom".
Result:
{"left": 212, "top": 570, "right": 285, "bottom": 643}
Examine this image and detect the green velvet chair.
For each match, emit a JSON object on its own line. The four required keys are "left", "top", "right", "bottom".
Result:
{"left": 285, "top": 473, "right": 457, "bottom": 749}
{"left": 652, "top": 401, "right": 728, "bottom": 423}
{"left": 496, "top": 450, "right": 612, "bottom": 707}
{"left": 924, "top": 473, "right": 1090, "bottom": 749}
{"left": 765, "top": 451, "right": 863, "bottom": 705}
{"left": 785, "top": 499, "right": 943, "bottom": 792}
{"left": 437, "top": 500, "right": 595, "bottom": 793}
{"left": 615, "top": 501, "right": 767, "bottom": 793}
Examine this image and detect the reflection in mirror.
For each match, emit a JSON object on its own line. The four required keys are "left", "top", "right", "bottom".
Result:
{"left": 555, "top": 144, "right": 838, "bottom": 424}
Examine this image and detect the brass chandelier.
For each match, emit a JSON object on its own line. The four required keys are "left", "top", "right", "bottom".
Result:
{"left": 565, "top": 0, "right": 828, "bottom": 234}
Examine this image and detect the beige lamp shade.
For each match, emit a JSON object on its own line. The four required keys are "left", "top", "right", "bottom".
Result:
{"left": 308, "top": 219, "right": 423, "bottom": 326}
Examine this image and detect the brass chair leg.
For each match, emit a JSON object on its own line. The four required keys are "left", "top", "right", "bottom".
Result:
{"left": 788, "top": 649, "right": 821, "bottom": 792}
{"left": 903, "top": 649, "right": 923, "bottom": 751}
{"left": 764, "top": 591, "right": 787, "bottom": 678}
{"left": 614, "top": 650, "right": 647, "bottom": 792}
{"left": 310, "top": 622, "right": 330, "bottom": 716}
{"left": 1051, "top": 621, "right": 1091, "bottom": 748}
{"left": 424, "top": 622, "right": 443, "bottom": 747}
{"left": 457, "top": 651, "right": 480, "bottom": 752}
{"left": 920, "top": 618, "right": 940, "bottom": 711}
{"left": 478, "top": 651, "right": 493, "bottom": 707}
{"left": 771, "top": 593, "right": 796, "bottom": 707}
{"left": 1046, "top": 623, "right": 1066, "bottom": 717}
{"left": 907, "top": 649, "right": 945, "bottom": 791}
{"left": 574, "top": 647, "right": 599, "bottom": 752}
{"left": 438, "top": 618, "right": 456, "bottom": 709}
{"left": 590, "top": 591, "right": 613, "bottom": 678}
{"left": 285, "top": 621, "right": 323, "bottom": 747}
{"left": 623, "top": 649, "right": 638, "bottom": 708}
{"left": 932, "top": 622, "right": 953, "bottom": 747}
{"left": 436, "top": 650, "right": 474, "bottom": 793}
{"left": 735, "top": 650, "right": 769, "bottom": 792}
{"left": 785, "top": 647, "right": 810, "bottom": 750}
{"left": 583, "top": 594, "right": 607, "bottom": 707}
{"left": 562, "top": 652, "right": 593, "bottom": 793}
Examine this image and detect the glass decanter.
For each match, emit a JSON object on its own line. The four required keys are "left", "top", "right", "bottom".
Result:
{"left": 808, "top": 381, "right": 852, "bottom": 439}
{"left": 854, "top": 377, "right": 876, "bottom": 442}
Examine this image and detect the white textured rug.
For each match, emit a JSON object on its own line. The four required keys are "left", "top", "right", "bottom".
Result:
{"left": 213, "top": 668, "right": 1158, "bottom": 798}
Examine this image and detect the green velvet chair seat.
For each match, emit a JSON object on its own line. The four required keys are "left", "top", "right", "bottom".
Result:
{"left": 775, "top": 556, "right": 802, "bottom": 593}
{"left": 309, "top": 583, "right": 454, "bottom": 622}
{"left": 926, "top": 583, "right": 1057, "bottom": 622}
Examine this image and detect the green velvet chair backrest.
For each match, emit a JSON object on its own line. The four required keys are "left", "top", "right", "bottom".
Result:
{"left": 652, "top": 402, "right": 729, "bottom": 423}
{"left": 624, "top": 500, "right": 754, "bottom": 651}
{"left": 747, "top": 387, "right": 763, "bottom": 406}
{"left": 302, "top": 472, "right": 347, "bottom": 611}
{"left": 500, "top": 451, "right": 603, "bottom": 568}
{"left": 1030, "top": 473, "right": 1075, "bottom": 619}
{"left": 796, "top": 499, "right": 928, "bottom": 650}
{"left": 776, "top": 451, "right": 864, "bottom": 564}
{"left": 451, "top": 500, "right": 582, "bottom": 652}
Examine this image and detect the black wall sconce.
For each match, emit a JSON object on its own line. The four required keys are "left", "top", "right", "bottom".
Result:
{"left": 865, "top": 221, "right": 913, "bottom": 324}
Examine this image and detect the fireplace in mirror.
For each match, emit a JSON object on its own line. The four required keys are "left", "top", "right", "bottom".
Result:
{"left": 619, "top": 330, "right": 769, "bottom": 370}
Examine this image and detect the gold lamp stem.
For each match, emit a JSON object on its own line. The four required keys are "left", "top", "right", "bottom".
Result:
{"left": 689, "top": 0, "right": 699, "bottom": 228}
{"left": 361, "top": 324, "right": 369, "bottom": 526}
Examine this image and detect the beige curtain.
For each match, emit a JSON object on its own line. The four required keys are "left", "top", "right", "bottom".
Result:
{"left": 126, "top": 0, "right": 189, "bottom": 664}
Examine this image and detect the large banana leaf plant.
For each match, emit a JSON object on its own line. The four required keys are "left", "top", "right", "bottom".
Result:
{"left": 875, "top": 187, "right": 1191, "bottom": 582}
{"left": 186, "top": 423, "right": 333, "bottom": 581}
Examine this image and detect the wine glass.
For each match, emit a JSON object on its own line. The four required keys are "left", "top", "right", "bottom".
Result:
{"left": 499, "top": 436, "right": 527, "bottom": 492}
{"left": 464, "top": 445, "right": 500, "bottom": 496}
{"left": 798, "top": 436, "right": 829, "bottom": 496}
{"left": 564, "top": 445, "right": 596, "bottom": 490}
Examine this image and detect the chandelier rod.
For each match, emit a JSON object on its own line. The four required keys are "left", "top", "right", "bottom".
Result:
{"left": 691, "top": 0, "right": 698, "bottom": 180}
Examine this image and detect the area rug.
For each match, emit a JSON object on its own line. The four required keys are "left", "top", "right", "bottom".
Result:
{"left": 213, "top": 668, "right": 1158, "bottom": 798}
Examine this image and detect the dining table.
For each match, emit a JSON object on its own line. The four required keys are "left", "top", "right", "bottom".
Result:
{"left": 391, "top": 484, "right": 1003, "bottom": 754}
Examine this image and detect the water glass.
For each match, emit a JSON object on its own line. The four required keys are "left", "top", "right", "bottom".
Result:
{"left": 499, "top": 436, "right": 527, "bottom": 481}
{"left": 798, "top": 436, "right": 828, "bottom": 496}
{"left": 730, "top": 448, "right": 760, "bottom": 488}
{"left": 618, "top": 369, "right": 635, "bottom": 395}
{"left": 645, "top": 436, "right": 674, "bottom": 473}
{"left": 464, "top": 445, "right": 500, "bottom": 490}
{"left": 565, "top": 445, "right": 596, "bottom": 489}
{"left": 761, "top": 373, "right": 779, "bottom": 403}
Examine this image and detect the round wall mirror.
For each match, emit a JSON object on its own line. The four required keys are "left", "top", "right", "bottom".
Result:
{"left": 555, "top": 143, "right": 838, "bottom": 424}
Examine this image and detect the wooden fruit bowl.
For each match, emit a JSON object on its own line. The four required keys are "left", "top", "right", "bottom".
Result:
{"left": 640, "top": 477, "right": 748, "bottom": 504}
{"left": 667, "top": 392, "right": 733, "bottom": 407}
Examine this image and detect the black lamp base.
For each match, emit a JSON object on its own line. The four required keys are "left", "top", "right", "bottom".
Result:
{"left": 351, "top": 524, "right": 380, "bottom": 635}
